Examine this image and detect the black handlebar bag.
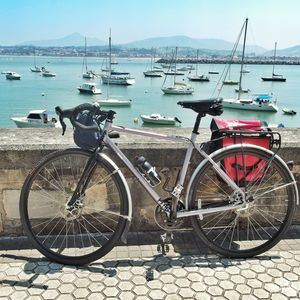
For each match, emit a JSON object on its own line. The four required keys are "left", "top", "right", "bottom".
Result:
{"left": 73, "top": 110, "right": 101, "bottom": 150}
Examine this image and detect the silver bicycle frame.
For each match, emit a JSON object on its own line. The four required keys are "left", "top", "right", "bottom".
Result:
{"left": 102, "top": 121, "right": 246, "bottom": 217}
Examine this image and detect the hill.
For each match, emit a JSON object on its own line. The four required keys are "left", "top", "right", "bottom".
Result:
{"left": 122, "top": 35, "right": 267, "bottom": 54}
{"left": 18, "top": 32, "right": 106, "bottom": 47}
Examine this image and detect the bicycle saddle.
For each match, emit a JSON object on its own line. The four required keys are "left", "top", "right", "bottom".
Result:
{"left": 177, "top": 97, "right": 223, "bottom": 116}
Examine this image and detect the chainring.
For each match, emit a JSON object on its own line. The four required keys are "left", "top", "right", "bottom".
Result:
{"left": 154, "top": 199, "right": 185, "bottom": 231}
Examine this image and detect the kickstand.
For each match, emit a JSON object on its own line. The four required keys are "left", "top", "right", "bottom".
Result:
{"left": 157, "top": 232, "right": 173, "bottom": 255}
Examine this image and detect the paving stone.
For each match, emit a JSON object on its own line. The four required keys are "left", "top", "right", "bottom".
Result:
{"left": 219, "top": 280, "right": 234, "bottom": 290}
{"left": 253, "top": 288, "right": 270, "bottom": 299}
{"left": 149, "top": 289, "right": 166, "bottom": 299}
{"left": 118, "top": 291, "right": 135, "bottom": 300}
{"left": 133, "top": 285, "right": 149, "bottom": 296}
{"left": 88, "top": 282, "right": 105, "bottom": 293}
{"left": 60, "top": 273, "right": 77, "bottom": 283}
{"left": 160, "top": 274, "right": 176, "bottom": 283}
{"left": 0, "top": 286, "right": 14, "bottom": 297}
{"left": 73, "top": 288, "right": 90, "bottom": 299}
{"left": 271, "top": 294, "right": 288, "bottom": 300}
{"left": 41, "top": 289, "right": 59, "bottom": 300}
{"left": 207, "top": 286, "right": 223, "bottom": 296}
{"left": 102, "top": 287, "right": 119, "bottom": 297}
{"left": 175, "top": 278, "right": 191, "bottom": 288}
{"left": 203, "top": 276, "right": 218, "bottom": 286}
{"left": 165, "top": 295, "right": 182, "bottom": 300}
{"left": 10, "top": 291, "right": 28, "bottom": 300}
{"left": 162, "top": 283, "right": 178, "bottom": 294}
{"left": 195, "top": 292, "right": 212, "bottom": 300}
{"left": 58, "top": 283, "right": 76, "bottom": 294}
{"left": 178, "top": 287, "right": 195, "bottom": 298}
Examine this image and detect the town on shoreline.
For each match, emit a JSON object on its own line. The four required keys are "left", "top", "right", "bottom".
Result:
{"left": 1, "top": 45, "right": 300, "bottom": 65}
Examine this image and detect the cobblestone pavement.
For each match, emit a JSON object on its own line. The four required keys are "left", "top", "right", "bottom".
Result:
{"left": 0, "top": 229, "right": 300, "bottom": 300}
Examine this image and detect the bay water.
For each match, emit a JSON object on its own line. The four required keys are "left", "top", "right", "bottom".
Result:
{"left": 1, "top": 55, "right": 299, "bottom": 129}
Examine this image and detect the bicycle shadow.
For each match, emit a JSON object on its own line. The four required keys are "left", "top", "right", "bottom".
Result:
{"left": 0, "top": 230, "right": 283, "bottom": 288}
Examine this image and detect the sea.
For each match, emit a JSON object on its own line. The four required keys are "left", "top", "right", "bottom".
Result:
{"left": 1, "top": 55, "right": 299, "bottom": 129}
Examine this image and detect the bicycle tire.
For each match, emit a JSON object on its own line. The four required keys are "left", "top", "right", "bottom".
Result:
{"left": 189, "top": 145, "right": 296, "bottom": 258}
{"left": 20, "top": 148, "right": 130, "bottom": 265}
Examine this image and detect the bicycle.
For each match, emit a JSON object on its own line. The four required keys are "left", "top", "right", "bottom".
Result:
{"left": 19, "top": 98, "right": 299, "bottom": 265}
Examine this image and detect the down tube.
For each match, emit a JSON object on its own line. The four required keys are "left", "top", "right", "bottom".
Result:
{"left": 105, "top": 137, "right": 162, "bottom": 203}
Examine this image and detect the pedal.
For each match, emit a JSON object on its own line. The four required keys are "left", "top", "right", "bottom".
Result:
{"left": 157, "top": 232, "right": 173, "bottom": 255}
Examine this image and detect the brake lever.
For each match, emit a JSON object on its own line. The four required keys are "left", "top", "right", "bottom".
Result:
{"left": 59, "top": 116, "right": 66, "bottom": 136}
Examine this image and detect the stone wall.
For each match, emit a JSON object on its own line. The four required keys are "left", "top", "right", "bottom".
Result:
{"left": 0, "top": 128, "right": 299, "bottom": 236}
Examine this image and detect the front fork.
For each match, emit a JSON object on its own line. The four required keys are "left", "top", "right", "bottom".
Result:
{"left": 66, "top": 150, "right": 98, "bottom": 210}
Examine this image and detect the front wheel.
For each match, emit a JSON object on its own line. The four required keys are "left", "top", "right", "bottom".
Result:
{"left": 189, "top": 145, "right": 297, "bottom": 258}
{"left": 20, "top": 148, "right": 130, "bottom": 265}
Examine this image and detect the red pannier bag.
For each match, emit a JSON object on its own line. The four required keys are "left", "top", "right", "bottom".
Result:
{"left": 210, "top": 118, "right": 277, "bottom": 184}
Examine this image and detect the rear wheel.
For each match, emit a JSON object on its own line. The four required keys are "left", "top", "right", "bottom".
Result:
{"left": 189, "top": 146, "right": 296, "bottom": 258}
{"left": 20, "top": 148, "right": 129, "bottom": 265}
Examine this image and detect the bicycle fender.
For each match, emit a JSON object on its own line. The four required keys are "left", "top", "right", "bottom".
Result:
{"left": 185, "top": 143, "right": 299, "bottom": 209}
{"left": 99, "top": 153, "right": 132, "bottom": 243}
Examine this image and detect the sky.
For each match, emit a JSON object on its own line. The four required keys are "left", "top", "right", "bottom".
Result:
{"left": 1, "top": 0, "right": 299, "bottom": 50}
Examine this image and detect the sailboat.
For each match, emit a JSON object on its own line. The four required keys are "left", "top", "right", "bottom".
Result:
{"left": 143, "top": 48, "right": 162, "bottom": 77}
{"left": 30, "top": 49, "right": 42, "bottom": 72}
{"left": 234, "top": 20, "right": 250, "bottom": 94}
{"left": 101, "top": 31, "right": 135, "bottom": 85}
{"left": 261, "top": 42, "right": 286, "bottom": 82}
{"left": 161, "top": 47, "right": 194, "bottom": 95}
{"left": 222, "top": 19, "right": 278, "bottom": 112}
{"left": 187, "top": 49, "right": 209, "bottom": 82}
{"left": 96, "top": 30, "right": 132, "bottom": 106}
{"left": 82, "top": 37, "right": 96, "bottom": 79}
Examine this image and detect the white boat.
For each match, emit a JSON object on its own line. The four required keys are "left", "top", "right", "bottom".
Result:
{"left": 30, "top": 49, "right": 42, "bottom": 72}
{"left": 223, "top": 94, "right": 278, "bottom": 112}
{"left": 162, "top": 47, "right": 194, "bottom": 95}
{"left": 101, "top": 31, "right": 135, "bottom": 86}
{"left": 221, "top": 19, "right": 277, "bottom": 112}
{"left": 101, "top": 75, "right": 135, "bottom": 85}
{"left": 78, "top": 83, "right": 102, "bottom": 94}
{"left": 6, "top": 71, "right": 21, "bottom": 80}
{"left": 42, "top": 70, "right": 56, "bottom": 77}
{"left": 140, "top": 114, "right": 181, "bottom": 125}
{"left": 30, "top": 66, "right": 42, "bottom": 73}
{"left": 162, "top": 82, "right": 194, "bottom": 95}
{"left": 96, "top": 98, "right": 131, "bottom": 106}
{"left": 282, "top": 108, "right": 296, "bottom": 115}
{"left": 11, "top": 110, "right": 60, "bottom": 128}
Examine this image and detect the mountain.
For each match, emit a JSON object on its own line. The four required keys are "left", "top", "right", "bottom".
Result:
{"left": 17, "top": 33, "right": 268, "bottom": 54}
{"left": 18, "top": 32, "right": 106, "bottom": 47}
{"left": 122, "top": 35, "right": 267, "bottom": 54}
{"left": 263, "top": 44, "right": 300, "bottom": 57}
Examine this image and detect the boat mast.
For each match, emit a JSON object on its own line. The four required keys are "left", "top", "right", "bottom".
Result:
{"left": 107, "top": 28, "right": 112, "bottom": 99}
{"left": 84, "top": 37, "right": 87, "bottom": 72}
{"left": 272, "top": 42, "right": 277, "bottom": 76}
{"left": 196, "top": 49, "right": 199, "bottom": 76}
{"left": 174, "top": 47, "right": 178, "bottom": 85}
{"left": 238, "top": 18, "right": 248, "bottom": 98}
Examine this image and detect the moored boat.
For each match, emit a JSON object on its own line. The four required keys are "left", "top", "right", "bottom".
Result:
{"left": 282, "top": 108, "right": 296, "bottom": 115}
{"left": 140, "top": 113, "right": 181, "bottom": 125}
{"left": 42, "top": 70, "right": 56, "bottom": 77}
{"left": 11, "top": 110, "right": 60, "bottom": 128}
{"left": 96, "top": 98, "right": 131, "bottom": 106}
{"left": 5, "top": 71, "right": 21, "bottom": 80}
{"left": 78, "top": 82, "right": 102, "bottom": 94}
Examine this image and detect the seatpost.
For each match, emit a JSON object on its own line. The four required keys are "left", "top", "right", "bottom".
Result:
{"left": 192, "top": 113, "right": 204, "bottom": 134}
